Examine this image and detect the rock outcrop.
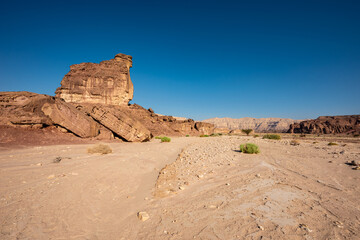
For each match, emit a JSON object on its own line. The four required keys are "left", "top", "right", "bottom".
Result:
{"left": 0, "top": 53, "right": 215, "bottom": 144}
{"left": 42, "top": 98, "right": 99, "bottom": 138}
{"left": 55, "top": 53, "right": 134, "bottom": 106}
{"left": 203, "top": 117, "right": 302, "bottom": 133}
{"left": 288, "top": 115, "right": 360, "bottom": 135}
{"left": 88, "top": 106, "right": 152, "bottom": 142}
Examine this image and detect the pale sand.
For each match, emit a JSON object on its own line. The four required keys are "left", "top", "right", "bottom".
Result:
{"left": 0, "top": 136, "right": 359, "bottom": 239}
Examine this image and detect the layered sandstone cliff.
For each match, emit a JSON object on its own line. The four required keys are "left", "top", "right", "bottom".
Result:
{"left": 55, "top": 53, "right": 134, "bottom": 105}
{"left": 203, "top": 117, "right": 301, "bottom": 133}
{"left": 288, "top": 115, "right": 360, "bottom": 135}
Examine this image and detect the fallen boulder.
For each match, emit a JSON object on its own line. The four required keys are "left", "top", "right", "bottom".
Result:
{"left": 42, "top": 98, "right": 99, "bottom": 138}
{"left": 89, "top": 106, "right": 152, "bottom": 142}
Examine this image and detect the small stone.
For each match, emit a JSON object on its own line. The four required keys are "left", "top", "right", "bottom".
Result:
{"left": 144, "top": 197, "right": 149, "bottom": 200}
{"left": 340, "top": 150, "right": 345, "bottom": 154}
{"left": 258, "top": 225, "right": 264, "bottom": 230}
{"left": 47, "top": 174, "right": 55, "bottom": 179}
{"left": 137, "top": 211, "right": 150, "bottom": 221}
{"left": 197, "top": 174, "right": 204, "bottom": 179}
{"left": 179, "top": 186, "right": 185, "bottom": 190}
{"left": 36, "top": 163, "right": 42, "bottom": 166}
{"left": 71, "top": 172, "right": 78, "bottom": 176}
{"left": 255, "top": 174, "right": 261, "bottom": 178}
{"left": 53, "top": 157, "right": 62, "bottom": 163}
{"left": 225, "top": 183, "right": 230, "bottom": 186}
{"left": 208, "top": 205, "right": 217, "bottom": 209}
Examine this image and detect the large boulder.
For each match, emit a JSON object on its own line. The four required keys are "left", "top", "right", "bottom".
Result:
{"left": 88, "top": 106, "right": 152, "bottom": 142}
{"left": 41, "top": 98, "right": 99, "bottom": 138}
{"left": 55, "top": 53, "right": 134, "bottom": 106}
{"left": 194, "top": 122, "right": 214, "bottom": 135}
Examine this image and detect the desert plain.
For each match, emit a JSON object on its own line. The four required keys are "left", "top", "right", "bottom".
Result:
{"left": 1, "top": 134, "right": 359, "bottom": 240}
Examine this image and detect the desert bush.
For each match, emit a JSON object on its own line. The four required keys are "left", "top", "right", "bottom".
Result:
{"left": 241, "top": 129, "right": 253, "bottom": 136}
{"left": 300, "top": 134, "right": 306, "bottom": 138}
{"left": 354, "top": 134, "right": 360, "bottom": 138}
{"left": 87, "top": 144, "right": 112, "bottom": 155}
{"left": 263, "top": 134, "right": 281, "bottom": 140}
{"left": 290, "top": 140, "right": 300, "bottom": 146}
{"left": 161, "top": 137, "right": 171, "bottom": 142}
{"left": 253, "top": 134, "right": 259, "bottom": 138}
{"left": 240, "top": 143, "right": 260, "bottom": 154}
{"left": 200, "top": 135, "right": 209, "bottom": 137}
{"left": 328, "top": 142, "right": 338, "bottom": 146}
{"left": 155, "top": 136, "right": 162, "bottom": 139}
{"left": 210, "top": 133, "right": 221, "bottom": 137}
{"left": 186, "top": 135, "right": 190, "bottom": 137}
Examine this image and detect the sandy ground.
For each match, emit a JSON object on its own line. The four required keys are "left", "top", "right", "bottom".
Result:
{"left": 0, "top": 136, "right": 359, "bottom": 239}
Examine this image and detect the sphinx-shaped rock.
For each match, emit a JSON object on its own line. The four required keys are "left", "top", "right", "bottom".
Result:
{"left": 89, "top": 106, "right": 152, "bottom": 142}
{"left": 42, "top": 98, "right": 99, "bottom": 138}
{"left": 55, "top": 53, "right": 134, "bottom": 105}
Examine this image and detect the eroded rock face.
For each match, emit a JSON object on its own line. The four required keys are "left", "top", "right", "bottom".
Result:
{"left": 194, "top": 122, "right": 215, "bottom": 135}
{"left": 42, "top": 98, "right": 99, "bottom": 138}
{"left": 0, "top": 91, "right": 54, "bottom": 127}
{"left": 55, "top": 53, "right": 134, "bottom": 105}
{"left": 88, "top": 106, "right": 152, "bottom": 142}
{"left": 288, "top": 115, "right": 360, "bottom": 135}
{"left": 203, "top": 117, "right": 302, "bottom": 133}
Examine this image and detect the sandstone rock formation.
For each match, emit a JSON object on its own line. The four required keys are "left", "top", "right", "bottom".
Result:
{"left": 42, "top": 98, "right": 99, "bottom": 138}
{"left": 203, "top": 117, "right": 302, "bottom": 133}
{"left": 288, "top": 115, "right": 360, "bottom": 135}
{"left": 1, "top": 53, "right": 215, "bottom": 144}
{"left": 194, "top": 122, "right": 215, "bottom": 135}
{"left": 88, "top": 106, "right": 152, "bottom": 142}
{"left": 0, "top": 91, "right": 54, "bottom": 127}
{"left": 55, "top": 53, "right": 134, "bottom": 105}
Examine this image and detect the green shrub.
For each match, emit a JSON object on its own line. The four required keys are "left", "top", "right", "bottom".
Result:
{"left": 186, "top": 135, "right": 189, "bottom": 137}
{"left": 240, "top": 143, "right": 260, "bottom": 154}
{"left": 200, "top": 135, "right": 209, "bottom": 137}
{"left": 241, "top": 129, "right": 253, "bottom": 136}
{"left": 87, "top": 144, "right": 112, "bottom": 155}
{"left": 328, "top": 142, "right": 338, "bottom": 146}
{"left": 161, "top": 137, "right": 171, "bottom": 142}
{"left": 210, "top": 133, "right": 221, "bottom": 137}
{"left": 155, "top": 136, "right": 162, "bottom": 139}
{"left": 263, "top": 134, "right": 281, "bottom": 140}
{"left": 253, "top": 134, "right": 259, "bottom": 138}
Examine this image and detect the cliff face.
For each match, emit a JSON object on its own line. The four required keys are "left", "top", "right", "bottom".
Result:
{"left": 203, "top": 117, "right": 301, "bottom": 133}
{"left": 55, "top": 53, "right": 134, "bottom": 105}
{"left": 288, "top": 115, "right": 360, "bottom": 134}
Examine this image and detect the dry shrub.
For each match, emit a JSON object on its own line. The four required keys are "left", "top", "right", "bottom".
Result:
{"left": 87, "top": 144, "right": 112, "bottom": 155}
{"left": 290, "top": 140, "right": 300, "bottom": 146}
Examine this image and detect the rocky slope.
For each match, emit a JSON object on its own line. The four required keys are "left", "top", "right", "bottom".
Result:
{"left": 0, "top": 53, "right": 214, "bottom": 143}
{"left": 203, "top": 117, "right": 301, "bottom": 133}
{"left": 288, "top": 115, "right": 360, "bottom": 135}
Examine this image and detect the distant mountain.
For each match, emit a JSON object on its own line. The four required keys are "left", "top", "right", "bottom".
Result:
{"left": 203, "top": 117, "right": 303, "bottom": 133}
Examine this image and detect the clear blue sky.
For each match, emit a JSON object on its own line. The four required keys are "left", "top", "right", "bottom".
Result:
{"left": 1, "top": 0, "right": 359, "bottom": 120}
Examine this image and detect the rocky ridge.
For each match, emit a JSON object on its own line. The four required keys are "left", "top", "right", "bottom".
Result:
{"left": 288, "top": 115, "right": 360, "bottom": 135}
{"left": 203, "top": 117, "right": 302, "bottom": 133}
